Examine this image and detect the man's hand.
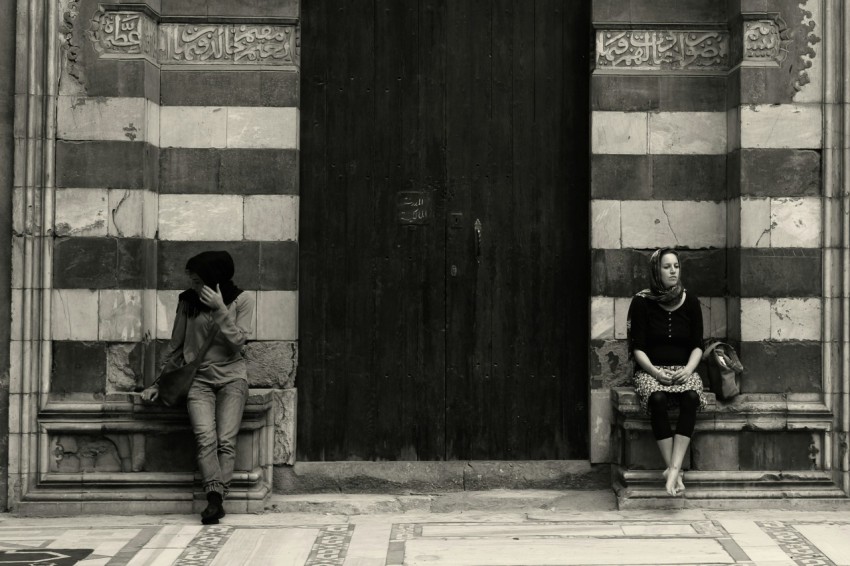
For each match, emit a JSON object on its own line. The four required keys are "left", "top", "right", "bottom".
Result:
{"left": 141, "top": 387, "right": 159, "bottom": 403}
{"left": 200, "top": 283, "right": 226, "bottom": 311}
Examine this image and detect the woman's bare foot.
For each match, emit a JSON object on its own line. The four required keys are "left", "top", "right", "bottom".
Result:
{"left": 677, "top": 470, "right": 685, "bottom": 493}
{"left": 663, "top": 467, "right": 681, "bottom": 496}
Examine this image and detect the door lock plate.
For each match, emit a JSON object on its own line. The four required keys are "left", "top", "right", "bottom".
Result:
{"left": 450, "top": 212, "right": 463, "bottom": 229}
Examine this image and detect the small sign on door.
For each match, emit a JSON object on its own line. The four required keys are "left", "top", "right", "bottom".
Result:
{"left": 397, "top": 191, "right": 432, "bottom": 225}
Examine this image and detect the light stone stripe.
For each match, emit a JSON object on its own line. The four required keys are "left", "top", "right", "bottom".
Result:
{"left": 736, "top": 197, "right": 822, "bottom": 248}
{"left": 740, "top": 104, "right": 822, "bottom": 149}
{"left": 159, "top": 194, "right": 299, "bottom": 241}
{"left": 57, "top": 96, "right": 159, "bottom": 143}
{"left": 740, "top": 297, "right": 822, "bottom": 341}
{"left": 54, "top": 188, "right": 158, "bottom": 239}
{"left": 592, "top": 111, "right": 726, "bottom": 155}
{"left": 592, "top": 296, "right": 727, "bottom": 341}
{"left": 51, "top": 289, "right": 154, "bottom": 342}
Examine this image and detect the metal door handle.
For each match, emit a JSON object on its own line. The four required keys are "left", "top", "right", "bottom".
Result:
{"left": 474, "top": 219, "right": 482, "bottom": 263}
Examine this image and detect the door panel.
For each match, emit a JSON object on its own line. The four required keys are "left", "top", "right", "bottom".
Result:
{"left": 299, "top": 0, "right": 589, "bottom": 461}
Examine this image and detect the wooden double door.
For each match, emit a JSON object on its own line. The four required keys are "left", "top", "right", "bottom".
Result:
{"left": 299, "top": 0, "right": 590, "bottom": 461}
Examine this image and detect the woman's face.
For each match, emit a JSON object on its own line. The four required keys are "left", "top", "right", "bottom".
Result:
{"left": 187, "top": 271, "right": 205, "bottom": 294}
{"left": 659, "top": 253, "right": 680, "bottom": 289}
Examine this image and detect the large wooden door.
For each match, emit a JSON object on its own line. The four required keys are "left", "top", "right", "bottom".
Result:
{"left": 299, "top": 0, "right": 590, "bottom": 461}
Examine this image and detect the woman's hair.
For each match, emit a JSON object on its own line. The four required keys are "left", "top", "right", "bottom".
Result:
{"left": 178, "top": 250, "right": 244, "bottom": 318}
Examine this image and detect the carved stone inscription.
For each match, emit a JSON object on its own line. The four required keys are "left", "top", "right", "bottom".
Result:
{"left": 596, "top": 30, "right": 729, "bottom": 71}
{"left": 744, "top": 20, "right": 787, "bottom": 64}
{"left": 90, "top": 11, "right": 300, "bottom": 66}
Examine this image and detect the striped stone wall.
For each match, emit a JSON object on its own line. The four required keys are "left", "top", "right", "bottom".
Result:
{"left": 590, "top": 0, "right": 831, "bottom": 477}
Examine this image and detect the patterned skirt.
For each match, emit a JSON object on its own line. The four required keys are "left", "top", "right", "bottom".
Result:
{"left": 633, "top": 365, "right": 708, "bottom": 416}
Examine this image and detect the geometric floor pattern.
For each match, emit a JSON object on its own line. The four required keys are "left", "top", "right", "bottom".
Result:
{"left": 0, "top": 518, "right": 846, "bottom": 565}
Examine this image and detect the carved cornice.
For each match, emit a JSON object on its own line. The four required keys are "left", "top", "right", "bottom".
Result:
{"left": 595, "top": 30, "right": 729, "bottom": 71}
{"left": 89, "top": 9, "right": 300, "bottom": 66}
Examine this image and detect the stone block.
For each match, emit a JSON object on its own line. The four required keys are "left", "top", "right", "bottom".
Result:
{"left": 591, "top": 154, "right": 650, "bottom": 200}
{"left": 259, "top": 241, "right": 299, "bottom": 291}
{"left": 256, "top": 291, "right": 298, "bottom": 340}
{"left": 158, "top": 194, "right": 243, "bottom": 241}
{"left": 244, "top": 341, "right": 297, "bottom": 389}
{"left": 156, "top": 290, "right": 180, "bottom": 340}
{"left": 592, "top": 75, "right": 659, "bottom": 112}
{"left": 770, "top": 298, "right": 821, "bottom": 341}
{"left": 741, "top": 104, "right": 822, "bottom": 149}
{"left": 206, "top": 0, "right": 299, "bottom": 19}
{"left": 648, "top": 112, "right": 726, "bottom": 155}
{"left": 770, "top": 197, "right": 821, "bottom": 248}
{"left": 590, "top": 389, "right": 613, "bottom": 463}
{"left": 273, "top": 388, "right": 297, "bottom": 465}
{"left": 119, "top": 238, "right": 157, "bottom": 289}
{"left": 463, "top": 461, "right": 608, "bottom": 490}
{"left": 625, "top": 430, "right": 667, "bottom": 470}
{"left": 161, "top": 70, "right": 299, "bottom": 107}
{"left": 739, "top": 341, "right": 822, "bottom": 393}
{"left": 99, "top": 290, "right": 144, "bottom": 342}
{"left": 591, "top": 249, "right": 727, "bottom": 297}
{"left": 593, "top": 0, "right": 726, "bottom": 23}
{"left": 614, "top": 297, "right": 630, "bottom": 340}
{"left": 160, "top": 0, "right": 207, "bottom": 16}
{"left": 590, "top": 339, "right": 631, "bottom": 388}
{"left": 651, "top": 155, "right": 726, "bottom": 201}
{"left": 144, "top": 431, "right": 196, "bottom": 472}
{"left": 620, "top": 200, "right": 726, "bottom": 249}
{"left": 221, "top": 149, "right": 299, "bottom": 195}
{"left": 52, "top": 289, "right": 99, "bottom": 341}
{"left": 692, "top": 432, "right": 739, "bottom": 470}
{"left": 53, "top": 238, "right": 114, "bottom": 289}
{"left": 726, "top": 198, "right": 741, "bottom": 248}
{"left": 51, "top": 341, "right": 107, "bottom": 394}
{"left": 56, "top": 141, "right": 148, "bottom": 190}
{"left": 54, "top": 188, "right": 108, "bottom": 237}
{"left": 590, "top": 297, "right": 614, "bottom": 340}
{"left": 738, "top": 248, "right": 822, "bottom": 297}
{"left": 159, "top": 106, "right": 227, "bottom": 148}
{"left": 57, "top": 96, "right": 149, "bottom": 142}
{"left": 159, "top": 148, "right": 220, "bottom": 194}
{"left": 244, "top": 195, "right": 299, "bottom": 241}
{"left": 740, "top": 298, "right": 770, "bottom": 342}
{"left": 709, "top": 297, "right": 727, "bottom": 338}
{"left": 108, "top": 189, "right": 145, "bottom": 238}
{"left": 739, "top": 431, "right": 816, "bottom": 471}
{"left": 740, "top": 149, "right": 821, "bottom": 197}
{"left": 591, "top": 111, "right": 647, "bottom": 155}
{"left": 590, "top": 200, "right": 620, "bottom": 249}
{"left": 226, "top": 107, "right": 299, "bottom": 149}
{"left": 739, "top": 198, "right": 771, "bottom": 247}
{"left": 158, "top": 241, "right": 261, "bottom": 290}
{"left": 106, "top": 343, "right": 145, "bottom": 393}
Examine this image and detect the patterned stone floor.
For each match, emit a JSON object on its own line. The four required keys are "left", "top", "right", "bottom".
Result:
{"left": 0, "top": 511, "right": 847, "bottom": 565}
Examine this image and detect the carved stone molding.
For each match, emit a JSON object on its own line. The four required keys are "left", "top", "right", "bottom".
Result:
{"left": 89, "top": 9, "right": 300, "bottom": 66}
{"left": 743, "top": 17, "right": 791, "bottom": 66}
{"left": 595, "top": 30, "right": 729, "bottom": 71}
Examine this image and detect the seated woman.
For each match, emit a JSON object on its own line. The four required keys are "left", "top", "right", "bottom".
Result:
{"left": 627, "top": 247, "right": 706, "bottom": 496}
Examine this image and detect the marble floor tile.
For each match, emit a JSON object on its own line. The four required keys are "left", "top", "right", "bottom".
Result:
{"left": 211, "top": 528, "right": 318, "bottom": 566}
{"left": 421, "top": 523, "right": 625, "bottom": 538}
{"left": 793, "top": 524, "right": 850, "bottom": 565}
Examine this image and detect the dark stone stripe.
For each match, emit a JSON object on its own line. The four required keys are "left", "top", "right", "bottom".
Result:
{"left": 56, "top": 141, "right": 158, "bottom": 191}
{"left": 161, "top": 0, "right": 299, "bottom": 19}
{"left": 739, "top": 431, "right": 817, "bottom": 470}
{"left": 591, "top": 249, "right": 726, "bottom": 297}
{"left": 592, "top": 154, "right": 725, "bottom": 200}
{"left": 161, "top": 70, "right": 299, "bottom": 107}
{"left": 592, "top": 75, "right": 726, "bottom": 112}
{"left": 51, "top": 341, "right": 108, "bottom": 394}
{"left": 593, "top": 0, "right": 726, "bottom": 23}
{"left": 732, "top": 248, "right": 822, "bottom": 298}
{"left": 739, "top": 341, "right": 822, "bottom": 394}
{"left": 160, "top": 148, "right": 299, "bottom": 195}
{"left": 158, "top": 240, "right": 298, "bottom": 290}
{"left": 739, "top": 148, "right": 821, "bottom": 197}
{"left": 84, "top": 59, "right": 160, "bottom": 103}
{"left": 53, "top": 238, "right": 156, "bottom": 289}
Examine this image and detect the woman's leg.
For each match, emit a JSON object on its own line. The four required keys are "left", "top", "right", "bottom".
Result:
{"left": 186, "top": 380, "right": 224, "bottom": 495}
{"left": 648, "top": 391, "right": 677, "bottom": 489}
{"left": 215, "top": 379, "right": 249, "bottom": 496}
{"left": 666, "top": 390, "right": 701, "bottom": 495}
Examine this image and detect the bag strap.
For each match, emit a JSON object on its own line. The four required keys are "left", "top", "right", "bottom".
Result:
{"left": 702, "top": 340, "right": 726, "bottom": 360}
{"left": 151, "top": 326, "right": 220, "bottom": 387}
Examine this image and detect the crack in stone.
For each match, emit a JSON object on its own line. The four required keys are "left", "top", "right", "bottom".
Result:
{"left": 754, "top": 227, "right": 771, "bottom": 247}
{"left": 659, "top": 201, "right": 679, "bottom": 245}
{"left": 111, "top": 190, "right": 131, "bottom": 237}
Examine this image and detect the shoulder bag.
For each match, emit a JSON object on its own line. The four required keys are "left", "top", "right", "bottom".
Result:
{"left": 702, "top": 340, "right": 744, "bottom": 401}
{"left": 154, "top": 328, "right": 219, "bottom": 407}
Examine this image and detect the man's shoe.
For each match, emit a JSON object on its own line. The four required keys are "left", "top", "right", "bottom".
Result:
{"left": 201, "top": 491, "right": 225, "bottom": 525}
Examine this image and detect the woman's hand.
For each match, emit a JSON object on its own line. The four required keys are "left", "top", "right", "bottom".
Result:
{"left": 141, "top": 386, "right": 159, "bottom": 403}
{"left": 200, "top": 284, "right": 226, "bottom": 311}
{"left": 669, "top": 366, "right": 693, "bottom": 384}
{"left": 653, "top": 369, "right": 675, "bottom": 386}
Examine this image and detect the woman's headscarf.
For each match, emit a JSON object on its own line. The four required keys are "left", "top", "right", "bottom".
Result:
{"left": 635, "top": 247, "right": 684, "bottom": 306}
{"left": 179, "top": 250, "right": 244, "bottom": 318}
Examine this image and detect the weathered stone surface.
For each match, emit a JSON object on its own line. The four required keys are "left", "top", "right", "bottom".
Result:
{"left": 463, "top": 461, "right": 609, "bottom": 490}
{"left": 259, "top": 241, "right": 299, "bottom": 291}
{"left": 106, "top": 343, "right": 145, "bottom": 393}
{"left": 51, "top": 289, "right": 99, "bottom": 341}
{"left": 257, "top": 291, "right": 298, "bottom": 341}
{"left": 590, "top": 339, "right": 631, "bottom": 389}
{"left": 591, "top": 249, "right": 727, "bottom": 297}
{"left": 692, "top": 432, "right": 740, "bottom": 470}
{"left": 651, "top": 155, "right": 726, "bottom": 201}
{"left": 737, "top": 248, "right": 821, "bottom": 297}
{"left": 593, "top": 0, "right": 726, "bottom": 23}
{"left": 740, "top": 298, "right": 771, "bottom": 342}
{"left": 741, "top": 104, "right": 822, "bottom": 149}
{"left": 592, "top": 111, "right": 647, "bottom": 154}
{"left": 144, "top": 431, "right": 196, "bottom": 472}
{"left": 590, "top": 389, "right": 614, "bottom": 464}
{"left": 590, "top": 297, "right": 614, "bottom": 340}
{"left": 160, "top": 148, "right": 299, "bottom": 195}
{"left": 591, "top": 154, "right": 650, "bottom": 200}
{"left": 156, "top": 291, "right": 179, "bottom": 340}
{"left": 649, "top": 112, "right": 726, "bottom": 155}
{"left": 244, "top": 341, "right": 297, "bottom": 389}
{"left": 56, "top": 141, "right": 148, "bottom": 189}
{"left": 159, "top": 149, "right": 220, "bottom": 193}
{"left": 273, "top": 388, "right": 297, "bottom": 465}
{"left": 739, "top": 431, "right": 817, "bottom": 471}
{"left": 99, "top": 290, "right": 144, "bottom": 342}
{"left": 620, "top": 200, "right": 726, "bottom": 249}
{"left": 108, "top": 189, "right": 145, "bottom": 238}
{"left": 739, "top": 198, "right": 771, "bottom": 248}
{"left": 51, "top": 435, "right": 122, "bottom": 472}
{"left": 740, "top": 149, "right": 821, "bottom": 197}
{"left": 159, "top": 106, "right": 228, "bottom": 148}
{"left": 57, "top": 96, "right": 149, "bottom": 142}
{"left": 158, "top": 241, "right": 260, "bottom": 289}
{"left": 54, "top": 188, "right": 108, "bottom": 237}
{"left": 162, "top": 70, "right": 299, "bottom": 107}
{"left": 770, "top": 298, "right": 821, "bottom": 341}
{"left": 51, "top": 341, "right": 107, "bottom": 394}
{"left": 244, "top": 195, "right": 298, "bottom": 241}
{"left": 158, "top": 194, "right": 243, "bottom": 241}
{"left": 625, "top": 430, "right": 690, "bottom": 470}
{"left": 226, "top": 107, "right": 298, "bottom": 149}
{"left": 771, "top": 197, "right": 821, "bottom": 248}
{"left": 592, "top": 75, "right": 659, "bottom": 112}
{"left": 614, "top": 297, "right": 630, "bottom": 339}
{"left": 739, "top": 341, "right": 822, "bottom": 393}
